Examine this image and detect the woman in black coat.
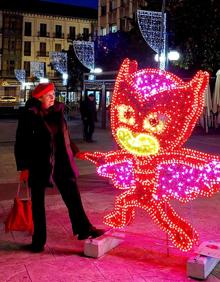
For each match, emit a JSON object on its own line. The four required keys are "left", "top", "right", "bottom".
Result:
{"left": 15, "top": 83, "right": 104, "bottom": 252}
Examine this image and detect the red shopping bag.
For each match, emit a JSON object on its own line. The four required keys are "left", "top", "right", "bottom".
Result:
{"left": 4, "top": 183, "right": 33, "bottom": 234}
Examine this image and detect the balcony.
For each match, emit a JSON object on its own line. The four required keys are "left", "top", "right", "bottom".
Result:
{"left": 53, "top": 32, "right": 64, "bottom": 39}
{"left": 0, "top": 70, "right": 16, "bottom": 77}
{"left": 24, "top": 51, "right": 31, "bottom": 56}
{"left": 37, "top": 51, "right": 49, "bottom": 57}
{"left": 3, "top": 29, "right": 19, "bottom": 36}
{"left": 67, "top": 34, "right": 76, "bottom": 40}
{"left": 37, "top": 32, "right": 50, "bottom": 37}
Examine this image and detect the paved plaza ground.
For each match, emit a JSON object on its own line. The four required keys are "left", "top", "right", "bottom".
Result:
{"left": 0, "top": 116, "right": 220, "bottom": 281}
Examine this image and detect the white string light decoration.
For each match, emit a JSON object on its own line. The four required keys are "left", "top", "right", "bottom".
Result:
{"left": 73, "top": 40, "right": 94, "bottom": 71}
{"left": 30, "top": 62, "right": 45, "bottom": 78}
{"left": 14, "top": 69, "right": 26, "bottom": 84}
{"left": 49, "top": 52, "right": 67, "bottom": 74}
{"left": 137, "top": 10, "right": 166, "bottom": 70}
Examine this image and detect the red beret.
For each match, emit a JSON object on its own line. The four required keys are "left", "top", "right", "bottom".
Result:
{"left": 32, "top": 83, "right": 55, "bottom": 99}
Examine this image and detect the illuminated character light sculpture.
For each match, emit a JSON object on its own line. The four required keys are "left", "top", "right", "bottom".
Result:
{"left": 77, "top": 59, "right": 220, "bottom": 251}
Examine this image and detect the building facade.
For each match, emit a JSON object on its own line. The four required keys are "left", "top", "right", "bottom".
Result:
{"left": 0, "top": 1, "right": 97, "bottom": 104}
{"left": 98, "top": 0, "right": 147, "bottom": 35}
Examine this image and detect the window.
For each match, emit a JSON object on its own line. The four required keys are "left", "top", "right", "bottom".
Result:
{"left": 11, "top": 41, "right": 15, "bottom": 50}
{"left": 55, "top": 43, "right": 61, "bottom": 52}
{"left": 40, "top": 23, "right": 47, "bottom": 37}
{"left": 4, "top": 39, "right": 8, "bottom": 50}
{"left": 120, "top": 18, "right": 127, "bottom": 31}
{"left": 109, "top": 2, "right": 113, "bottom": 11}
{"left": 24, "top": 41, "right": 31, "bottom": 56}
{"left": 69, "top": 26, "right": 76, "bottom": 39}
{"left": 121, "top": 0, "right": 128, "bottom": 6}
{"left": 39, "top": 42, "right": 46, "bottom": 56}
{"left": 24, "top": 22, "right": 32, "bottom": 36}
{"left": 40, "top": 42, "right": 46, "bottom": 52}
{"left": 111, "top": 0, "right": 117, "bottom": 10}
{"left": 8, "top": 40, "right": 15, "bottom": 51}
{"left": 7, "top": 60, "right": 15, "bottom": 75}
{"left": 24, "top": 61, "right": 30, "bottom": 76}
{"left": 101, "top": 5, "right": 106, "bottom": 16}
{"left": 83, "top": 28, "right": 89, "bottom": 40}
{"left": 9, "top": 20, "right": 16, "bottom": 30}
{"left": 101, "top": 27, "right": 106, "bottom": 36}
{"left": 55, "top": 25, "right": 62, "bottom": 38}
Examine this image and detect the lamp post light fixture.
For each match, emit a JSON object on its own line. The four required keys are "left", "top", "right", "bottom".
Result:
{"left": 154, "top": 53, "right": 166, "bottom": 63}
{"left": 88, "top": 68, "right": 103, "bottom": 80}
{"left": 61, "top": 72, "right": 69, "bottom": 102}
{"left": 90, "top": 67, "right": 103, "bottom": 74}
{"left": 154, "top": 50, "right": 180, "bottom": 62}
{"left": 168, "top": 51, "right": 180, "bottom": 61}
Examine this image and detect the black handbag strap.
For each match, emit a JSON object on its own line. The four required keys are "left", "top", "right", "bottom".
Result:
{"left": 17, "top": 182, "right": 30, "bottom": 199}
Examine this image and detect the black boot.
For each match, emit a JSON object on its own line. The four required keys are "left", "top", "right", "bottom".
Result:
{"left": 78, "top": 226, "right": 105, "bottom": 240}
{"left": 23, "top": 243, "right": 45, "bottom": 253}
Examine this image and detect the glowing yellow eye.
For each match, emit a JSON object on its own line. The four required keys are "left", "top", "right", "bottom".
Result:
{"left": 143, "top": 113, "right": 166, "bottom": 133}
{"left": 118, "top": 104, "right": 135, "bottom": 125}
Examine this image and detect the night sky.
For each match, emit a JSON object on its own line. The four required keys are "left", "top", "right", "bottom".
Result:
{"left": 42, "top": 0, "right": 98, "bottom": 9}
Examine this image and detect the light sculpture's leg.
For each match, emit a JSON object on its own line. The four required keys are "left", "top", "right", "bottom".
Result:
{"left": 144, "top": 200, "right": 199, "bottom": 251}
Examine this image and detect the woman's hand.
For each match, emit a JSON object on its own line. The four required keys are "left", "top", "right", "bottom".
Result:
{"left": 20, "top": 170, "right": 29, "bottom": 183}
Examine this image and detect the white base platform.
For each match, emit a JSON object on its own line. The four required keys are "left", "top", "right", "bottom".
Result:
{"left": 84, "top": 230, "right": 124, "bottom": 258}
{"left": 187, "top": 254, "right": 220, "bottom": 280}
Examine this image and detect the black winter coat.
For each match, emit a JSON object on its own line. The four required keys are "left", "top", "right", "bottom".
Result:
{"left": 15, "top": 98, "right": 79, "bottom": 187}
{"left": 80, "top": 98, "right": 96, "bottom": 122}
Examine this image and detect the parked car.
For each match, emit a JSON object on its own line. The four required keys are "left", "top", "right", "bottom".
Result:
{"left": 0, "top": 96, "right": 17, "bottom": 103}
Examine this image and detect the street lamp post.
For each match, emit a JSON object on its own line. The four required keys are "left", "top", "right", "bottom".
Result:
{"left": 159, "top": 0, "right": 167, "bottom": 69}
{"left": 101, "top": 82, "right": 107, "bottom": 129}
{"left": 62, "top": 73, "right": 68, "bottom": 101}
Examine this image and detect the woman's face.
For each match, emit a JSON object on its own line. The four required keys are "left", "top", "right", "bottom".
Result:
{"left": 39, "top": 90, "right": 55, "bottom": 109}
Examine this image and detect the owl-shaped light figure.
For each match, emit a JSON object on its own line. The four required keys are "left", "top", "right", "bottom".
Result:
{"left": 77, "top": 59, "right": 220, "bottom": 251}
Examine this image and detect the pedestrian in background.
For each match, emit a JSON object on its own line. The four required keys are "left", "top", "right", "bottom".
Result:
{"left": 80, "top": 94, "right": 96, "bottom": 142}
{"left": 15, "top": 83, "right": 104, "bottom": 253}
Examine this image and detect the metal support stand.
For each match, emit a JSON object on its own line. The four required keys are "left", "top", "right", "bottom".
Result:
{"left": 101, "top": 82, "right": 107, "bottom": 129}
{"left": 185, "top": 201, "right": 220, "bottom": 280}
